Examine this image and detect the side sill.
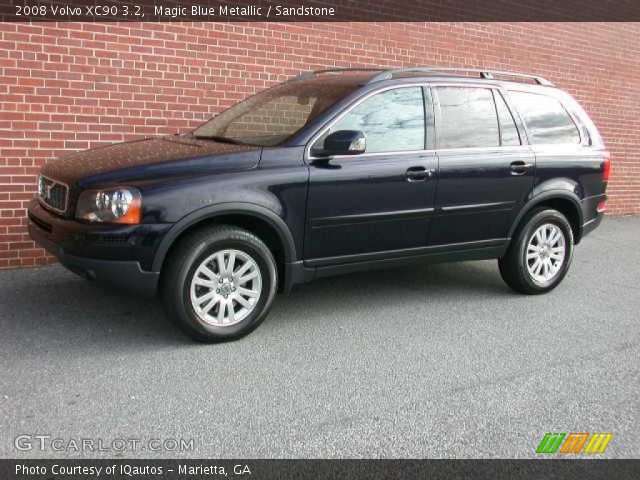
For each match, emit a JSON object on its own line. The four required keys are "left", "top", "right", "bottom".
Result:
{"left": 305, "top": 238, "right": 508, "bottom": 268}
{"left": 284, "top": 243, "right": 508, "bottom": 291}
{"left": 313, "top": 245, "right": 507, "bottom": 280}
{"left": 283, "top": 261, "right": 313, "bottom": 294}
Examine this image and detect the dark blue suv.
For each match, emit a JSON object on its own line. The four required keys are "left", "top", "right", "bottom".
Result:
{"left": 28, "top": 67, "right": 609, "bottom": 341}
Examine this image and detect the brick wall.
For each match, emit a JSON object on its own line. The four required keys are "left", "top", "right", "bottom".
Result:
{"left": 0, "top": 22, "right": 639, "bottom": 268}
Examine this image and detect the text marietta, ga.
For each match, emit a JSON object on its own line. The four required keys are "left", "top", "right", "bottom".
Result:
{"left": 16, "top": 463, "right": 252, "bottom": 476}
{"left": 156, "top": 5, "right": 336, "bottom": 17}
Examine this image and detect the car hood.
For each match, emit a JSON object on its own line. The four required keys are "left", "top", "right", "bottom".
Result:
{"left": 40, "top": 135, "right": 261, "bottom": 187}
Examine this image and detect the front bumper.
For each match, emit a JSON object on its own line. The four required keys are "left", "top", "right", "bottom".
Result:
{"left": 27, "top": 199, "right": 170, "bottom": 297}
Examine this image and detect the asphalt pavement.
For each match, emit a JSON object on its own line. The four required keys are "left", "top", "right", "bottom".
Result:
{"left": 1, "top": 216, "right": 638, "bottom": 458}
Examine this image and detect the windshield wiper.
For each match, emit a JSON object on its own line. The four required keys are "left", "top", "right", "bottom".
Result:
{"left": 192, "top": 134, "right": 246, "bottom": 145}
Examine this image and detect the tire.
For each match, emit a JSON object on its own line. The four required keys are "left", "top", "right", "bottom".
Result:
{"left": 498, "top": 208, "right": 574, "bottom": 295}
{"left": 162, "top": 225, "right": 278, "bottom": 342}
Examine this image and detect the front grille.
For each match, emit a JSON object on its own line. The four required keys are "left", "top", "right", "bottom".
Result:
{"left": 38, "top": 175, "right": 68, "bottom": 213}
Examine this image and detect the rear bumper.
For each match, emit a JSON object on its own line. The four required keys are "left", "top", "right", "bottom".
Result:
{"left": 581, "top": 211, "right": 604, "bottom": 239}
{"left": 27, "top": 199, "right": 164, "bottom": 297}
{"left": 579, "top": 193, "right": 606, "bottom": 242}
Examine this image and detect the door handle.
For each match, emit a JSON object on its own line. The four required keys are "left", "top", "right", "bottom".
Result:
{"left": 406, "top": 166, "right": 433, "bottom": 182}
{"left": 509, "top": 161, "right": 534, "bottom": 176}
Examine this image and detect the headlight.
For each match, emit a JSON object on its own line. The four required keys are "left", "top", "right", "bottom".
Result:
{"left": 75, "top": 187, "right": 142, "bottom": 224}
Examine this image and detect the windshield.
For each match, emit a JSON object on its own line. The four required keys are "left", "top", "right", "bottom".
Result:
{"left": 192, "top": 79, "right": 361, "bottom": 146}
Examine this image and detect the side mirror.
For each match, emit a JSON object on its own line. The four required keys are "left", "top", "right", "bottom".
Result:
{"left": 316, "top": 130, "right": 366, "bottom": 157}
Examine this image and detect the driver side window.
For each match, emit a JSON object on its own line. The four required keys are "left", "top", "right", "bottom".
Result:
{"left": 313, "top": 87, "right": 426, "bottom": 154}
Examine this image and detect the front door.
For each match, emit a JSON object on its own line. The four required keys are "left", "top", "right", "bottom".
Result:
{"left": 304, "top": 86, "right": 438, "bottom": 263}
{"left": 430, "top": 86, "right": 535, "bottom": 245}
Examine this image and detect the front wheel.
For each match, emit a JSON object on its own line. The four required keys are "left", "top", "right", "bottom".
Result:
{"left": 162, "top": 225, "right": 277, "bottom": 342}
{"left": 499, "top": 208, "right": 574, "bottom": 294}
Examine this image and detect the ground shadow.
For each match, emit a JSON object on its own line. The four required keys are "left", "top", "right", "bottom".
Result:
{"left": 0, "top": 260, "right": 509, "bottom": 353}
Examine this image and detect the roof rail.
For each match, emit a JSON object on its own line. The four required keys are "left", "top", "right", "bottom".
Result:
{"left": 289, "top": 67, "right": 386, "bottom": 82}
{"left": 366, "top": 67, "right": 554, "bottom": 86}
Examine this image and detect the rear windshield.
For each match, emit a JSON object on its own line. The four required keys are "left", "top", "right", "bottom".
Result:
{"left": 193, "top": 80, "right": 360, "bottom": 146}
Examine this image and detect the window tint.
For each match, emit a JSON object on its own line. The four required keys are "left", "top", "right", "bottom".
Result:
{"left": 222, "top": 94, "right": 318, "bottom": 143}
{"left": 509, "top": 91, "right": 580, "bottom": 145}
{"left": 317, "top": 87, "right": 425, "bottom": 153}
{"left": 193, "top": 80, "right": 359, "bottom": 146}
{"left": 436, "top": 87, "right": 499, "bottom": 149}
{"left": 494, "top": 91, "right": 521, "bottom": 146}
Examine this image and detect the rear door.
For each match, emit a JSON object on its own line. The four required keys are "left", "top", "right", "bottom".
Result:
{"left": 304, "top": 85, "right": 438, "bottom": 263}
{"left": 430, "top": 85, "right": 535, "bottom": 245}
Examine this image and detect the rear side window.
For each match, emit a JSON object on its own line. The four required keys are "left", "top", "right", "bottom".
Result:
{"left": 509, "top": 91, "right": 581, "bottom": 145}
{"left": 435, "top": 87, "right": 499, "bottom": 149}
{"left": 325, "top": 87, "right": 425, "bottom": 153}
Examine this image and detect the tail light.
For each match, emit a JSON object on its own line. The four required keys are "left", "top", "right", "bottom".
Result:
{"left": 602, "top": 155, "right": 611, "bottom": 182}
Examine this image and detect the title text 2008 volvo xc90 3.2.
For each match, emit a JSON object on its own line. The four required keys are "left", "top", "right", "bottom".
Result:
{"left": 28, "top": 67, "right": 609, "bottom": 341}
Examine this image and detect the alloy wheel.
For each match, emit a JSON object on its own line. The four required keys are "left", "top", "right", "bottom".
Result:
{"left": 525, "top": 223, "right": 566, "bottom": 284}
{"left": 189, "top": 249, "right": 262, "bottom": 326}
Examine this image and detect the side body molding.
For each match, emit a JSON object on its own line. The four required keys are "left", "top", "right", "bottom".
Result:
{"left": 151, "top": 202, "right": 297, "bottom": 273}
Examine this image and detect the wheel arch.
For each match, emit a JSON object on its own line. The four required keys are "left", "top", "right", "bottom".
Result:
{"left": 152, "top": 203, "right": 297, "bottom": 279}
{"left": 509, "top": 191, "right": 584, "bottom": 245}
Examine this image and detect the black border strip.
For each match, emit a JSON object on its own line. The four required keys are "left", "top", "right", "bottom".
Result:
{"left": 2, "top": 459, "right": 639, "bottom": 480}
{"left": 2, "top": 0, "right": 640, "bottom": 22}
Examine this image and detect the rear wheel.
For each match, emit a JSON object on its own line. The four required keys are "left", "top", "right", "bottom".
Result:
{"left": 162, "top": 225, "right": 277, "bottom": 342}
{"left": 499, "top": 208, "right": 574, "bottom": 294}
